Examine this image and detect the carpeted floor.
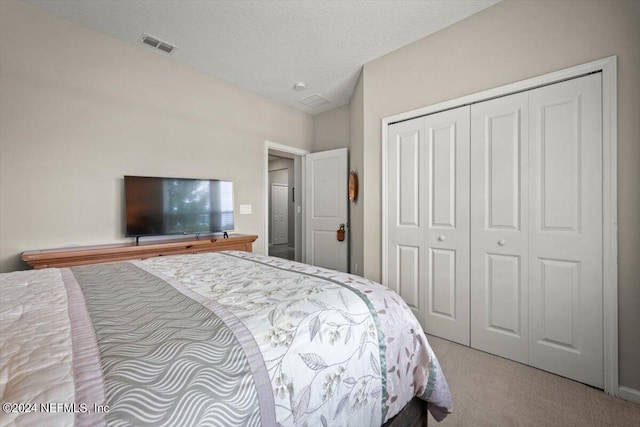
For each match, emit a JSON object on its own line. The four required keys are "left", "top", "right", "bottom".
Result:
{"left": 426, "top": 335, "right": 640, "bottom": 426}
{"left": 269, "top": 244, "right": 295, "bottom": 260}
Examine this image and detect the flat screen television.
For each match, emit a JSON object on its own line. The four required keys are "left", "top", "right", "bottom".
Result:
{"left": 124, "top": 175, "right": 234, "bottom": 237}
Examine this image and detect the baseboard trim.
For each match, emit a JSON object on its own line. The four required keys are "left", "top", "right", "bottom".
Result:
{"left": 618, "top": 386, "right": 640, "bottom": 404}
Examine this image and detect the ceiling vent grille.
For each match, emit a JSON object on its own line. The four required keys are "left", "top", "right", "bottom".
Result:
{"left": 141, "top": 33, "right": 176, "bottom": 54}
{"left": 299, "top": 94, "right": 330, "bottom": 108}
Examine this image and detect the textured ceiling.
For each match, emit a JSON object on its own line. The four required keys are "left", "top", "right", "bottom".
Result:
{"left": 22, "top": 0, "right": 499, "bottom": 115}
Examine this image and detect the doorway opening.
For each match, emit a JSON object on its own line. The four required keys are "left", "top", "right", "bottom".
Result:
{"left": 268, "top": 156, "right": 294, "bottom": 260}
{"left": 265, "top": 141, "right": 308, "bottom": 263}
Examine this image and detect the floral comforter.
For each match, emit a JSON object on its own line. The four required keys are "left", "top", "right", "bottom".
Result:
{"left": 0, "top": 251, "right": 451, "bottom": 426}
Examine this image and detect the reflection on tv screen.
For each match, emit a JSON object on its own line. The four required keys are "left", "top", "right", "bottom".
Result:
{"left": 125, "top": 176, "right": 234, "bottom": 237}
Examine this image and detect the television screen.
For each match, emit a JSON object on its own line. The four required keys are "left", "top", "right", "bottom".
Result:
{"left": 125, "top": 176, "right": 234, "bottom": 237}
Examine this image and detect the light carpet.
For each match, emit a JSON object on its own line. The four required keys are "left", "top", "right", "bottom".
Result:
{"left": 426, "top": 335, "right": 640, "bottom": 426}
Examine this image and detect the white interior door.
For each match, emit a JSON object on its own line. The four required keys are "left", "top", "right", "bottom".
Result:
{"left": 387, "top": 106, "right": 470, "bottom": 343}
{"left": 305, "top": 148, "right": 348, "bottom": 272}
{"left": 271, "top": 184, "right": 288, "bottom": 245}
{"left": 470, "top": 92, "right": 530, "bottom": 364}
{"left": 528, "top": 73, "right": 603, "bottom": 388}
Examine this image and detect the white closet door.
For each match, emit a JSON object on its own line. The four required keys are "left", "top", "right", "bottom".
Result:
{"left": 423, "top": 107, "right": 470, "bottom": 345}
{"left": 528, "top": 73, "right": 603, "bottom": 388}
{"left": 387, "top": 118, "right": 427, "bottom": 325}
{"left": 387, "top": 107, "right": 470, "bottom": 342}
{"left": 470, "top": 92, "right": 530, "bottom": 363}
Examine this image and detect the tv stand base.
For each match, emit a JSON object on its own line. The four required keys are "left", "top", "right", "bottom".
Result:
{"left": 22, "top": 234, "right": 258, "bottom": 269}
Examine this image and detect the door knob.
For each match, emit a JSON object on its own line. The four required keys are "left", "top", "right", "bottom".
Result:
{"left": 498, "top": 239, "right": 506, "bottom": 246}
{"left": 438, "top": 236, "right": 446, "bottom": 241}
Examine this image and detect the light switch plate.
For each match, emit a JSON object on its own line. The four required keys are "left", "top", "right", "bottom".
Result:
{"left": 239, "top": 204, "right": 252, "bottom": 215}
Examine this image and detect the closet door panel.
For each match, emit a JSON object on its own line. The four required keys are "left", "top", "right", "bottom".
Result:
{"left": 485, "top": 253, "right": 522, "bottom": 335}
{"left": 429, "top": 248, "right": 456, "bottom": 317}
{"left": 471, "top": 92, "right": 529, "bottom": 364}
{"left": 397, "top": 245, "right": 421, "bottom": 311}
{"left": 424, "top": 106, "right": 470, "bottom": 346}
{"left": 528, "top": 73, "right": 603, "bottom": 388}
{"left": 387, "top": 118, "right": 427, "bottom": 324}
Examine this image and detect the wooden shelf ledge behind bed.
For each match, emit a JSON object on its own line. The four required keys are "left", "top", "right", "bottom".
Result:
{"left": 21, "top": 234, "right": 258, "bottom": 269}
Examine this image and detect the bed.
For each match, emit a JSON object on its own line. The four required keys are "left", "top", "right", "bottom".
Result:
{"left": 1, "top": 251, "right": 452, "bottom": 426}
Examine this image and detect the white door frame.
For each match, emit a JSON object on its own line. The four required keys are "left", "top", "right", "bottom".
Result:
{"left": 264, "top": 141, "right": 310, "bottom": 260}
{"left": 381, "top": 56, "right": 618, "bottom": 396}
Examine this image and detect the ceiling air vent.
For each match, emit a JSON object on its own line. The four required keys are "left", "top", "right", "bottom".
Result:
{"left": 141, "top": 33, "right": 177, "bottom": 54}
{"left": 299, "top": 94, "right": 330, "bottom": 109}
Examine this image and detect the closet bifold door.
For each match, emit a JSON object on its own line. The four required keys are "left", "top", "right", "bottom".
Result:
{"left": 470, "top": 92, "right": 530, "bottom": 364}
{"left": 387, "top": 107, "right": 471, "bottom": 345}
{"left": 387, "top": 117, "right": 427, "bottom": 326}
{"left": 387, "top": 106, "right": 470, "bottom": 344}
{"left": 528, "top": 73, "right": 603, "bottom": 388}
{"left": 423, "top": 107, "right": 470, "bottom": 346}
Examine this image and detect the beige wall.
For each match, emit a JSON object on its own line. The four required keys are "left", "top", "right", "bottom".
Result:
{"left": 312, "top": 104, "right": 350, "bottom": 152}
{"left": 358, "top": 0, "right": 640, "bottom": 389}
{"left": 0, "top": 0, "right": 313, "bottom": 272}
{"left": 313, "top": 100, "right": 363, "bottom": 275}
{"left": 348, "top": 74, "right": 364, "bottom": 276}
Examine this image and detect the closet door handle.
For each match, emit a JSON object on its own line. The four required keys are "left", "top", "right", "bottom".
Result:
{"left": 438, "top": 236, "right": 446, "bottom": 241}
{"left": 498, "top": 239, "right": 506, "bottom": 246}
